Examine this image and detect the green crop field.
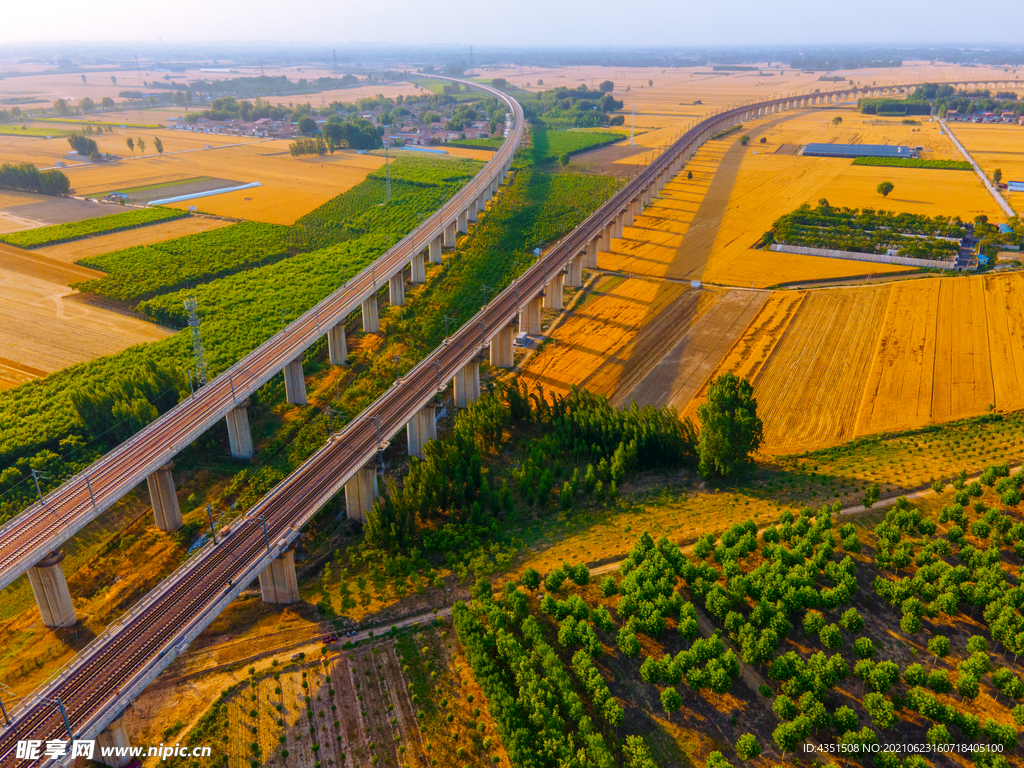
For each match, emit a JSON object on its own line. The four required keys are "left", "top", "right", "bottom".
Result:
{"left": 851, "top": 157, "right": 973, "bottom": 170}
{"left": 1, "top": 207, "right": 187, "bottom": 249}
{"left": 73, "top": 155, "right": 484, "bottom": 304}
{"left": 532, "top": 128, "right": 627, "bottom": 163}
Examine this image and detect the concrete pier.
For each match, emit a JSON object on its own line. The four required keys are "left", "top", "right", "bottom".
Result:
{"left": 457, "top": 209, "right": 468, "bottom": 233}
{"left": 226, "top": 400, "right": 255, "bottom": 459}
{"left": 444, "top": 220, "right": 458, "bottom": 247}
{"left": 566, "top": 254, "right": 583, "bottom": 288}
{"left": 258, "top": 549, "right": 299, "bottom": 604}
{"left": 468, "top": 196, "right": 481, "bottom": 222}
{"left": 361, "top": 295, "right": 380, "bottom": 333}
{"left": 389, "top": 271, "right": 405, "bottom": 307}
{"left": 519, "top": 295, "right": 543, "bottom": 335}
{"left": 406, "top": 405, "right": 436, "bottom": 460}
{"left": 27, "top": 550, "right": 76, "bottom": 628}
{"left": 544, "top": 272, "right": 565, "bottom": 310}
{"left": 147, "top": 462, "right": 182, "bottom": 532}
{"left": 96, "top": 714, "right": 132, "bottom": 768}
{"left": 586, "top": 237, "right": 599, "bottom": 268}
{"left": 328, "top": 322, "right": 348, "bottom": 365}
{"left": 429, "top": 233, "right": 443, "bottom": 264}
{"left": 411, "top": 252, "right": 426, "bottom": 283}
{"left": 454, "top": 361, "right": 481, "bottom": 408}
{"left": 283, "top": 357, "right": 307, "bottom": 406}
{"left": 489, "top": 325, "right": 514, "bottom": 368}
{"left": 614, "top": 212, "right": 624, "bottom": 240}
{"left": 345, "top": 466, "right": 379, "bottom": 523}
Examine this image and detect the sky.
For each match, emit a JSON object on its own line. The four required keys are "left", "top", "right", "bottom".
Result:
{"left": 2, "top": 0, "right": 1023, "bottom": 47}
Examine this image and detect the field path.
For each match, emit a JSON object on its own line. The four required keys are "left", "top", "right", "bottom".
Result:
{"left": 616, "top": 289, "right": 769, "bottom": 410}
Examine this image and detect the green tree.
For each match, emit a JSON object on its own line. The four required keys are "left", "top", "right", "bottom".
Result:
{"left": 928, "top": 636, "right": 950, "bottom": 659}
{"left": 994, "top": 169, "right": 1003, "bottom": 184}
{"left": 136, "top": 137, "right": 146, "bottom": 155}
{"left": 299, "top": 116, "right": 318, "bottom": 136}
{"left": 695, "top": 372, "right": 763, "bottom": 478}
{"left": 54, "top": 98, "right": 72, "bottom": 116}
{"left": 832, "top": 116, "right": 843, "bottom": 127}
{"left": 864, "top": 692, "right": 895, "bottom": 729}
{"left": 599, "top": 80, "right": 615, "bottom": 93}
{"left": 101, "top": 97, "right": 115, "bottom": 109}
{"left": 153, "top": 137, "right": 164, "bottom": 154}
{"left": 520, "top": 567, "right": 541, "bottom": 590}
{"left": 661, "top": 686, "right": 682, "bottom": 717}
{"left": 491, "top": 78, "right": 507, "bottom": 89}
{"left": 80, "top": 96, "right": 95, "bottom": 112}
{"left": 877, "top": 181, "right": 894, "bottom": 198}
{"left": 863, "top": 482, "right": 880, "bottom": 508}
{"left": 735, "top": 734, "right": 761, "bottom": 760}
{"left": 840, "top": 608, "right": 864, "bottom": 633}
{"left": 740, "top": 135, "right": 750, "bottom": 145}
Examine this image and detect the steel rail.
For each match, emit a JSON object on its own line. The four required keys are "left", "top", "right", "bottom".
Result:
{"left": 0, "top": 76, "right": 523, "bottom": 593}
{"left": 0, "top": 80, "right": 935, "bottom": 767}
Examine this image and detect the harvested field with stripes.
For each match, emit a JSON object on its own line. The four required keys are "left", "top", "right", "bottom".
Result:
{"left": 518, "top": 276, "right": 702, "bottom": 398}
{"left": 34, "top": 216, "right": 233, "bottom": 263}
{"left": 855, "top": 274, "right": 1024, "bottom": 436}
{"left": 749, "top": 286, "right": 891, "bottom": 453}
{"left": 615, "top": 288, "right": 769, "bottom": 410}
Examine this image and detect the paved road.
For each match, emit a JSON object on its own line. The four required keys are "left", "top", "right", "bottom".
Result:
{"left": 941, "top": 118, "right": 1016, "bottom": 218}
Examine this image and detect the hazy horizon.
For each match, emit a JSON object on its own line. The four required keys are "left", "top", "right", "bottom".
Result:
{"left": 3, "top": 0, "right": 1023, "bottom": 49}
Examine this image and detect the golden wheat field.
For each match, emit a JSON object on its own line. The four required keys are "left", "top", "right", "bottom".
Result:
{"left": 597, "top": 111, "right": 922, "bottom": 288}
{"left": 35, "top": 216, "right": 232, "bottom": 263}
{"left": 485, "top": 62, "right": 1019, "bottom": 141}
{"left": 518, "top": 276, "right": 693, "bottom": 398}
{"left": 660, "top": 273, "right": 1024, "bottom": 455}
{"left": 749, "top": 286, "right": 891, "bottom": 453}
{"left": 946, "top": 122, "right": 1024, "bottom": 215}
{"left": 854, "top": 274, "right": 1024, "bottom": 436}
{"left": 0, "top": 63, "right": 424, "bottom": 109}
{"left": 61, "top": 143, "right": 384, "bottom": 224}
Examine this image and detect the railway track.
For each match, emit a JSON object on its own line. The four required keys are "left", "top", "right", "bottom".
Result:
{"left": 0, "top": 79, "right": 953, "bottom": 766}
{"left": 0, "top": 76, "right": 523, "bottom": 594}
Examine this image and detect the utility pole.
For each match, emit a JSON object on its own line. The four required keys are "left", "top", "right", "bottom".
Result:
{"left": 184, "top": 296, "right": 209, "bottom": 386}
{"left": 384, "top": 143, "right": 391, "bottom": 203}
{"left": 630, "top": 105, "right": 636, "bottom": 146}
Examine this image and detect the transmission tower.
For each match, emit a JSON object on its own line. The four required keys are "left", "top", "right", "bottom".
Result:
{"left": 184, "top": 296, "right": 210, "bottom": 386}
